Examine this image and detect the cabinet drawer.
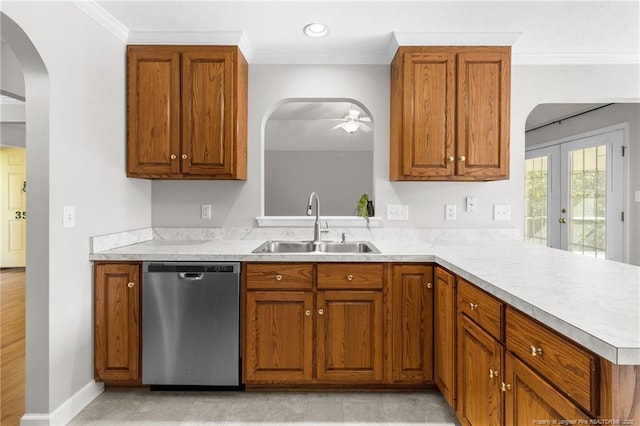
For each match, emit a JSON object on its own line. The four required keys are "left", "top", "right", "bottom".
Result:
{"left": 245, "top": 263, "right": 313, "bottom": 290}
{"left": 506, "top": 307, "right": 597, "bottom": 413}
{"left": 457, "top": 279, "right": 503, "bottom": 341}
{"left": 317, "top": 263, "right": 383, "bottom": 289}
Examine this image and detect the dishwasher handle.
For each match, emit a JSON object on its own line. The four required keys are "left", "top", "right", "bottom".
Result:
{"left": 178, "top": 272, "right": 205, "bottom": 281}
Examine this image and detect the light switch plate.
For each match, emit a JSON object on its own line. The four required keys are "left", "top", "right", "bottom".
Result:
{"left": 387, "top": 204, "right": 409, "bottom": 221}
{"left": 494, "top": 205, "right": 511, "bottom": 221}
{"left": 63, "top": 206, "right": 76, "bottom": 228}
{"left": 635, "top": 190, "right": 640, "bottom": 203}
{"left": 466, "top": 197, "right": 478, "bottom": 212}
{"left": 445, "top": 204, "right": 457, "bottom": 221}
{"left": 201, "top": 204, "right": 212, "bottom": 219}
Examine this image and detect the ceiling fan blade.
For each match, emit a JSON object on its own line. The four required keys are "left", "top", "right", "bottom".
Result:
{"left": 360, "top": 117, "right": 372, "bottom": 122}
{"left": 331, "top": 123, "right": 343, "bottom": 130}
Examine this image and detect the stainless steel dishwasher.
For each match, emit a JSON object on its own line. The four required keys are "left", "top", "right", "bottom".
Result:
{"left": 142, "top": 262, "right": 240, "bottom": 387}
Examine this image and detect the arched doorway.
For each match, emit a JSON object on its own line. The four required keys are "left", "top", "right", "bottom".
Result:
{"left": 1, "top": 11, "right": 50, "bottom": 423}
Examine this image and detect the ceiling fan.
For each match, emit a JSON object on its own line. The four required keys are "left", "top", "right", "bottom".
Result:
{"left": 329, "top": 109, "right": 372, "bottom": 133}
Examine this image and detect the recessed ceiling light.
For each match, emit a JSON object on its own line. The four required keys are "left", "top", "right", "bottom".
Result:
{"left": 303, "top": 23, "right": 329, "bottom": 38}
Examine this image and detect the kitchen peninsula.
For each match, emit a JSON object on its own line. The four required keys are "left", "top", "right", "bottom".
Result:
{"left": 90, "top": 227, "right": 639, "bottom": 424}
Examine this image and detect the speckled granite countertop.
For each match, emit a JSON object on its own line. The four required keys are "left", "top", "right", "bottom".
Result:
{"left": 89, "top": 230, "right": 640, "bottom": 365}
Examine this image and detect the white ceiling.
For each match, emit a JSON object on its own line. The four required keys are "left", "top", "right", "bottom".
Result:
{"left": 525, "top": 103, "right": 611, "bottom": 132}
{"left": 88, "top": 1, "right": 639, "bottom": 64}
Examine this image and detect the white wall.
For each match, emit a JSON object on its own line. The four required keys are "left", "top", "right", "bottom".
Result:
{"left": 152, "top": 63, "right": 639, "bottom": 238}
{"left": 1, "top": 40, "right": 26, "bottom": 148}
{"left": 1, "top": 39, "right": 25, "bottom": 97}
{"left": 1, "top": 1, "right": 152, "bottom": 421}
{"left": 525, "top": 103, "right": 640, "bottom": 265}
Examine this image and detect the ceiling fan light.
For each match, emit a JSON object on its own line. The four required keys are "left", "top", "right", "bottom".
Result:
{"left": 340, "top": 120, "right": 361, "bottom": 133}
{"left": 303, "top": 23, "right": 329, "bottom": 38}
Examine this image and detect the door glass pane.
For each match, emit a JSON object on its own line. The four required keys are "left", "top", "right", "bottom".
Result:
{"left": 568, "top": 145, "right": 606, "bottom": 259}
{"left": 524, "top": 156, "right": 548, "bottom": 246}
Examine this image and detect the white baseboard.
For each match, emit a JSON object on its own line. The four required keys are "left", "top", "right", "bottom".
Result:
{"left": 21, "top": 380, "right": 104, "bottom": 426}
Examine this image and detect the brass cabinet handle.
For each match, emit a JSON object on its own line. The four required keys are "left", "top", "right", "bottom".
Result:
{"left": 127, "top": 282, "right": 135, "bottom": 289}
{"left": 181, "top": 154, "right": 188, "bottom": 160}
{"left": 469, "top": 302, "right": 478, "bottom": 311}
{"left": 318, "top": 308, "right": 324, "bottom": 315}
{"left": 500, "top": 382, "right": 511, "bottom": 392}
{"left": 305, "top": 310, "right": 311, "bottom": 316}
{"left": 427, "top": 282, "right": 432, "bottom": 289}
{"left": 347, "top": 274, "right": 354, "bottom": 281}
{"left": 276, "top": 274, "right": 283, "bottom": 281}
{"left": 530, "top": 346, "right": 543, "bottom": 357}
{"left": 489, "top": 368, "right": 499, "bottom": 379}
{"left": 448, "top": 156, "right": 455, "bottom": 163}
{"left": 170, "top": 154, "right": 177, "bottom": 160}
{"left": 459, "top": 155, "right": 466, "bottom": 162}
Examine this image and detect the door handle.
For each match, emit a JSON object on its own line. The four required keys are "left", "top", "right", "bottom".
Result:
{"left": 559, "top": 218, "right": 567, "bottom": 224}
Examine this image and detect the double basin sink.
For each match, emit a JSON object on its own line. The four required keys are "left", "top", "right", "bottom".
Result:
{"left": 253, "top": 240, "right": 380, "bottom": 254}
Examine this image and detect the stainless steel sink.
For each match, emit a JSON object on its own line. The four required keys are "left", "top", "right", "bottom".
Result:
{"left": 252, "top": 241, "right": 315, "bottom": 253}
{"left": 252, "top": 240, "right": 380, "bottom": 254}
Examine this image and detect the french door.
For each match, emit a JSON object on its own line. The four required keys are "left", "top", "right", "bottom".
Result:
{"left": 525, "top": 127, "right": 625, "bottom": 262}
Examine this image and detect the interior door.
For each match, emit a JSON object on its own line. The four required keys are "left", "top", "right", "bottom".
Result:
{"left": 525, "top": 127, "right": 625, "bottom": 262}
{"left": 0, "top": 148, "right": 26, "bottom": 267}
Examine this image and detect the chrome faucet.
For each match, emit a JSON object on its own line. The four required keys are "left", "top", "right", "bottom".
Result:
{"left": 306, "top": 192, "right": 321, "bottom": 243}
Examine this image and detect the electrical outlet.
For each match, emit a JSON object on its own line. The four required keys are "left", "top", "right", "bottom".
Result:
{"left": 445, "top": 204, "right": 457, "bottom": 221}
{"left": 201, "top": 204, "right": 212, "bottom": 219}
{"left": 63, "top": 206, "right": 76, "bottom": 228}
{"left": 387, "top": 204, "right": 409, "bottom": 221}
{"left": 494, "top": 205, "right": 511, "bottom": 221}
{"left": 466, "top": 197, "right": 478, "bottom": 212}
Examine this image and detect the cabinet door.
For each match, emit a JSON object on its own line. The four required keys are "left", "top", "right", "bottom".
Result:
{"left": 456, "top": 47, "right": 510, "bottom": 180}
{"left": 504, "top": 353, "right": 591, "bottom": 424}
{"left": 245, "top": 291, "right": 314, "bottom": 383}
{"left": 127, "top": 46, "right": 181, "bottom": 177}
{"left": 390, "top": 264, "right": 434, "bottom": 383}
{"left": 391, "top": 49, "right": 456, "bottom": 180}
{"left": 434, "top": 267, "right": 456, "bottom": 407}
{"left": 457, "top": 315, "right": 503, "bottom": 426}
{"left": 94, "top": 263, "right": 141, "bottom": 383}
{"left": 316, "top": 291, "right": 383, "bottom": 383}
{"left": 182, "top": 49, "right": 237, "bottom": 177}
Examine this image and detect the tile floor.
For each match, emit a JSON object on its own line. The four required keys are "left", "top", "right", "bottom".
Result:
{"left": 68, "top": 390, "right": 460, "bottom": 425}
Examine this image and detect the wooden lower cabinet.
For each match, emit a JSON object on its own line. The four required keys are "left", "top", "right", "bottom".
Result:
{"left": 504, "top": 353, "right": 590, "bottom": 424}
{"left": 434, "top": 266, "right": 456, "bottom": 406}
{"left": 389, "top": 264, "right": 434, "bottom": 384}
{"left": 94, "top": 262, "right": 141, "bottom": 384}
{"left": 317, "top": 290, "right": 383, "bottom": 383}
{"left": 457, "top": 314, "right": 503, "bottom": 426}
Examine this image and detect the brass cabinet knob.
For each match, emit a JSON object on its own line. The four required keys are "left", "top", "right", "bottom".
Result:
{"left": 448, "top": 156, "right": 455, "bottom": 163}
{"left": 276, "top": 274, "right": 283, "bottom": 281}
{"left": 459, "top": 156, "right": 466, "bottom": 162}
{"left": 469, "top": 302, "right": 478, "bottom": 311}
{"left": 426, "top": 282, "right": 432, "bottom": 289}
{"left": 489, "top": 368, "right": 499, "bottom": 379}
{"left": 530, "top": 346, "right": 543, "bottom": 357}
{"left": 347, "top": 274, "right": 354, "bottom": 281}
{"left": 305, "top": 310, "right": 311, "bottom": 316}
{"left": 500, "top": 382, "right": 512, "bottom": 392}
{"left": 318, "top": 308, "right": 324, "bottom": 315}
{"left": 181, "top": 154, "right": 188, "bottom": 160}
{"left": 127, "top": 282, "right": 135, "bottom": 288}
{"left": 170, "top": 154, "right": 177, "bottom": 160}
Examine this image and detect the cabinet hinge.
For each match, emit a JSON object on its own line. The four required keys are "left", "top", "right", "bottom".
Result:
{"left": 621, "top": 211, "right": 625, "bottom": 222}
{"left": 622, "top": 146, "right": 626, "bottom": 157}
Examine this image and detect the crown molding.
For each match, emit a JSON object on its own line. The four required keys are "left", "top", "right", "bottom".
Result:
{"left": 513, "top": 52, "right": 640, "bottom": 65}
{"left": 71, "top": 0, "right": 128, "bottom": 43}
{"left": 386, "top": 31, "right": 523, "bottom": 62}
{"left": 127, "top": 30, "right": 253, "bottom": 61}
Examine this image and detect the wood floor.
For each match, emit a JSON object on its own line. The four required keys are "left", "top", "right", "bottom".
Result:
{"left": 0, "top": 268, "right": 25, "bottom": 426}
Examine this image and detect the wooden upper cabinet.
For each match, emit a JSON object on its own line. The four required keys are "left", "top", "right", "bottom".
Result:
{"left": 127, "top": 45, "right": 247, "bottom": 180}
{"left": 94, "top": 262, "right": 141, "bottom": 384}
{"left": 390, "top": 46, "right": 510, "bottom": 181}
